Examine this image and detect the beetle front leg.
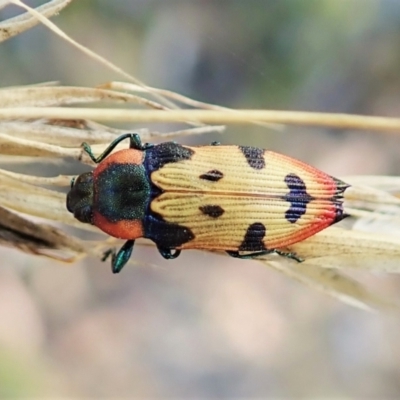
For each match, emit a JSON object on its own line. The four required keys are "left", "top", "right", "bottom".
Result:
{"left": 102, "top": 240, "right": 135, "bottom": 273}
{"left": 129, "top": 133, "right": 154, "bottom": 151}
{"left": 82, "top": 133, "right": 152, "bottom": 164}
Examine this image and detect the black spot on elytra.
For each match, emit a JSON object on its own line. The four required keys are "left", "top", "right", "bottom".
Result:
{"left": 199, "top": 169, "right": 224, "bottom": 182}
{"left": 239, "top": 222, "right": 267, "bottom": 252}
{"left": 144, "top": 213, "right": 195, "bottom": 249}
{"left": 284, "top": 173, "right": 314, "bottom": 223}
{"left": 239, "top": 146, "right": 265, "bottom": 170}
{"left": 199, "top": 205, "right": 225, "bottom": 218}
{"left": 145, "top": 142, "right": 194, "bottom": 174}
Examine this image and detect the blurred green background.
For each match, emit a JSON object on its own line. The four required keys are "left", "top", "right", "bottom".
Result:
{"left": 1, "top": 0, "right": 400, "bottom": 398}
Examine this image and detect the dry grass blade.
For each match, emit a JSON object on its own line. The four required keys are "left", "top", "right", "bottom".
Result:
{"left": 0, "top": 174, "right": 67, "bottom": 217}
{"left": 344, "top": 175, "right": 400, "bottom": 192}
{"left": 0, "top": 205, "right": 84, "bottom": 262}
{"left": 0, "top": 121, "right": 125, "bottom": 146}
{"left": 0, "top": 85, "right": 225, "bottom": 128}
{"left": 2, "top": 108, "right": 400, "bottom": 133}
{"left": 0, "top": 0, "right": 72, "bottom": 42}
{"left": 290, "top": 228, "right": 400, "bottom": 272}
{"left": 101, "top": 81, "right": 235, "bottom": 109}
{"left": 345, "top": 183, "right": 400, "bottom": 208}
{"left": 101, "top": 81, "right": 283, "bottom": 131}
{"left": 0, "top": 114, "right": 225, "bottom": 162}
{"left": 0, "top": 167, "right": 72, "bottom": 186}
{"left": 0, "top": 86, "right": 165, "bottom": 108}
{"left": 267, "top": 259, "right": 397, "bottom": 311}
{"left": 0, "top": 132, "right": 80, "bottom": 157}
{"left": 148, "top": 125, "right": 226, "bottom": 140}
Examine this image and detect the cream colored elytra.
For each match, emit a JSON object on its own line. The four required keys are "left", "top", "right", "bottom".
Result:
{"left": 149, "top": 145, "right": 347, "bottom": 251}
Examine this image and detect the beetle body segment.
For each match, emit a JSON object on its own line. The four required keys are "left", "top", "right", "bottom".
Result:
{"left": 67, "top": 135, "right": 349, "bottom": 272}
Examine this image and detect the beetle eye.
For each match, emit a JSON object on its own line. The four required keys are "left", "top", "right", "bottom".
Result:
{"left": 76, "top": 173, "right": 93, "bottom": 184}
{"left": 66, "top": 172, "right": 94, "bottom": 221}
{"left": 74, "top": 205, "right": 93, "bottom": 224}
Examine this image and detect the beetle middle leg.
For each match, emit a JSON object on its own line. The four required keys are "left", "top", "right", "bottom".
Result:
{"left": 156, "top": 246, "right": 181, "bottom": 260}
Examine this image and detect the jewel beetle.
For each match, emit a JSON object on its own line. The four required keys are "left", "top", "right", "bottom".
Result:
{"left": 67, "top": 133, "right": 349, "bottom": 273}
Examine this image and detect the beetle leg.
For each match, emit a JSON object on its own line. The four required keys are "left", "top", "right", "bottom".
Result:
{"left": 274, "top": 250, "right": 303, "bottom": 262}
{"left": 82, "top": 133, "right": 152, "bottom": 164}
{"left": 129, "top": 134, "right": 154, "bottom": 150}
{"left": 157, "top": 246, "right": 181, "bottom": 260}
{"left": 102, "top": 240, "right": 135, "bottom": 273}
{"left": 226, "top": 249, "right": 302, "bottom": 263}
{"left": 101, "top": 248, "right": 115, "bottom": 262}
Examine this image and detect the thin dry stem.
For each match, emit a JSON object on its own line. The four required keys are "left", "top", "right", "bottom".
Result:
{"left": 0, "top": 0, "right": 72, "bottom": 42}
{"left": 1, "top": 108, "right": 400, "bottom": 133}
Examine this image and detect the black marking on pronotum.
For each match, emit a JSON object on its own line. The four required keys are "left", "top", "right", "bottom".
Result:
{"left": 199, "top": 169, "right": 224, "bottom": 182}
{"left": 284, "top": 173, "right": 314, "bottom": 224}
{"left": 239, "top": 146, "right": 265, "bottom": 170}
{"left": 239, "top": 222, "right": 267, "bottom": 252}
{"left": 145, "top": 142, "right": 194, "bottom": 174}
{"left": 96, "top": 163, "right": 150, "bottom": 223}
{"left": 199, "top": 205, "right": 225, "bottom": 218}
